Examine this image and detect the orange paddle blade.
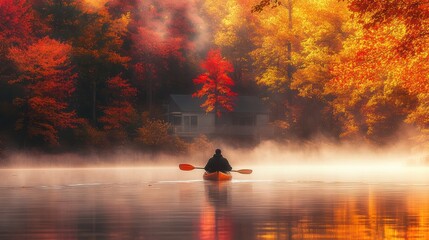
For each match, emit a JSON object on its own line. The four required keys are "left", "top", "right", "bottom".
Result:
{"left": 234, "top": 169, "right": 253, "bottom": 174}
{"left": 179, "top": 164, "right": 195, "bottom": 171}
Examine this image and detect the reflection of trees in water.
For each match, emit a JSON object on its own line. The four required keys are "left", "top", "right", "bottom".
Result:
{"left": 2, "top": 180, "right": 429, "bottom": 239}
{"left": 251, "top": 187, "right": 429, "bottom": 239}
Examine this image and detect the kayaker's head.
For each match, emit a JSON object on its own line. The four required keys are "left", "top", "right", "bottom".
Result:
{"left": 215, "top": 149, "right": 221, "bottom": 155}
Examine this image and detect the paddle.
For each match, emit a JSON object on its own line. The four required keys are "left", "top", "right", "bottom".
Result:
{"left": 179, "top": 163, "right": 253, "bottom": 174}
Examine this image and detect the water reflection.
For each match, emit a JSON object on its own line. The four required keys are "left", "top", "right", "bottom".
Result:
{"left": 205, "top": 182, "right": 230, "bottom": 207}
{"left": 237, "top": 184, "right": 429, "bottom": 240}
{"left": 199, "top": 182, "right": 232, "bottom": 240}
{"left": 1, "top": 169, "right": 429, "bottom": 239}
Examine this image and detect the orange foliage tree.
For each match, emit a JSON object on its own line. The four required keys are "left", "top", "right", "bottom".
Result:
{"left": 99, "top": 75, "right": 137, "bottom": 131}
{"left": 346, "top": 0, "right": 429, "bottom": 55}
{"left": 326, "top": 0, "right": 429, "bottom": 143}
{"left": 193, "top": 49, "right": 237, "bottom": 117}
{"left": 402, "top": 53, "right": 429, "bottom": 130}
{"left": 8, "top": 37, "right": 80, "bottom": 145}
{"left": 326, "top": 22, "right": 418, "bottom": 141}
{"left": 70, "top": 2, "right": 130, "bottom": 124}
{"left": 136, "top": 115, "right": 187, "bottom": 153}
{"left": 33, "top": 0, "right": 132, "bottom": 125}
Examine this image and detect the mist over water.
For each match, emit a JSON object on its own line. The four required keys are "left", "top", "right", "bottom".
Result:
{"left": 1, "top": 0, "right": 429, "bottom": 238}
{"left": 2, "top": 140, "right": 429, "bottom": 239}
{"left": 2, "top": 164, "right": 429, "bottom": 239}
{"left": 2, "top": 138, "right": 429, "bottom": 184}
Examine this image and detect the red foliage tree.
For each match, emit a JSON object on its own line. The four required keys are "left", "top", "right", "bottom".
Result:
{"left": 99, "top": 75, "right": 137, "bottom": 130}
{"left": 0, "top": 0, "right": 36, "bottom": 46}
{"left": 8, "top": 37, "right": 80, "bottom": 145}
{"left": 193, "top": 49, "right": 237, "bottom": 117}
{"left": 0, "top": 0, "right": 41, "bottom": 84}
{"left": 129, "top": 1, "right": 200, "bottom": 112}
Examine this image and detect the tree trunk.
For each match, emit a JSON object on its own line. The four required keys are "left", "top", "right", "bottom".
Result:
{"left": 286, "top": 0, "right": 293, "bottom": 82}
{"left": 92, "top": 79, "right": 97, "bottom": 125}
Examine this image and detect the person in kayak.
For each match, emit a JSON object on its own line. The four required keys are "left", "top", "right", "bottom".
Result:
{"left": 204, "top": 149, "right": 232, "bottom": 173}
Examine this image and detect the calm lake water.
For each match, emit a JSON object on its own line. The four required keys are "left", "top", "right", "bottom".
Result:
{"left": 1, "top": 166, "right": 429, "bottom": 239}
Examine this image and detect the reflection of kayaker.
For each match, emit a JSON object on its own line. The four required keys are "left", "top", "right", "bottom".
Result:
{"left": 204, "top": 149, "right": 232, "bottom": 173}
{"left": 205, "top": 182, "right": 230, "bottom": 206}
{"left": 199, "top": 183, "right": 232, "bottom": 240}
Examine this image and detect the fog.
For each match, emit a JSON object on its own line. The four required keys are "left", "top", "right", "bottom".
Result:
{"left": 3, "top": 139, "right": 427, "bottom": 167}
{"left": 2, "top": 140, "right": 429, "bottom": 240}
{"left": 2, "top": 137, "right": 429, "bottom": 185}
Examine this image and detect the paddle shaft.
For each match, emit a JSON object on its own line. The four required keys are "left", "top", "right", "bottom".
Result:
{"left": 179, "top": 163, "right": 252, "bottom": 174}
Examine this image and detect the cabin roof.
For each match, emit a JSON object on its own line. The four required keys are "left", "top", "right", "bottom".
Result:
{"left": 169, "top": 94, "right": 269, "bottom": 114}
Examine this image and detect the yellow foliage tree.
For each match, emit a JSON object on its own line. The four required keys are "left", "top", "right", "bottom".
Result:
{"left": 203, "top": 0, "right": 255, "bottom": 88}
{"left": 251, "top": 0, "right": 349, "bottom": 98}
{"left": 250, "top": 0, "right": 350, "bottom": 138}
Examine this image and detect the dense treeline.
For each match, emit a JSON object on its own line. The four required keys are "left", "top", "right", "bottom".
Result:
{"left": 1, "top": 0, "right": 429, "bottom": 154}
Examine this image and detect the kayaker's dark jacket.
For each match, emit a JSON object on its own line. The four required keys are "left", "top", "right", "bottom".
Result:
{"left": 204, "top": 153, "right": 232, "bottom": 173}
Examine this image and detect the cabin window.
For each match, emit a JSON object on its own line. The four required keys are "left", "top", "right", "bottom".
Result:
{"left": 232, "top": 114, "right": 255, "bottom": 126}
{"left": 171, "top": 115, "right": 182, "bottom": 126}
{"left": 184, "top": 115, "right": 198, "bottom": 128}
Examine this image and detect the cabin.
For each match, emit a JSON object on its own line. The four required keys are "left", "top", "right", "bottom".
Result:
{"left": 167, "top": 94, "right": 272, "bottom": 140}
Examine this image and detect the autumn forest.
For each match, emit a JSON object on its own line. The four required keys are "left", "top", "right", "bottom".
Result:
{"left": 1, "top": 0, "right": 428, "bottom": 154}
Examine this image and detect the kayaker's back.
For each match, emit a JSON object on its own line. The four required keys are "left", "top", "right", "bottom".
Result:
{"left": 204, "top": 149, "right": 232, "bottom": 173}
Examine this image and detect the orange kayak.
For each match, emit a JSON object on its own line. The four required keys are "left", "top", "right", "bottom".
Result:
{"left": 203, "top": 171, "right": 232, "bottom": 181}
